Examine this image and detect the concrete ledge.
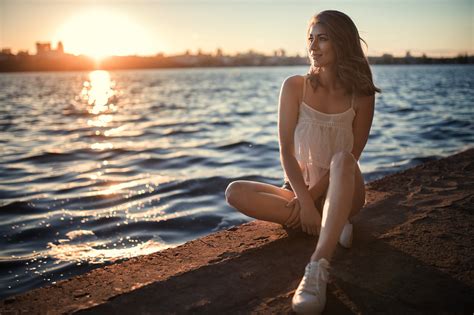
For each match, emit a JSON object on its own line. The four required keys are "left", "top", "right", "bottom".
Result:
{"left": 1, "top": 148, "right": 473, "bottom": 314}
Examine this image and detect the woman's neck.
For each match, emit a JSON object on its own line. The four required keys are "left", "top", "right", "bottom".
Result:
{"left": 317, "top": 66, "right": 341, "bottom": 92}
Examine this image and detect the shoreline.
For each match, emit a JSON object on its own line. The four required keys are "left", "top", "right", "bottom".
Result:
{"left": 1, "top": 62, "right": 473, "bottom": 74}
{"left": 1, "top": 148, "right": 473, "bottom": 314}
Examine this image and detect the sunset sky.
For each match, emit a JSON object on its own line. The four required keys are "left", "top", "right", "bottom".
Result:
{"left": 0, "top": 0, "right": 472, "bottom": 58}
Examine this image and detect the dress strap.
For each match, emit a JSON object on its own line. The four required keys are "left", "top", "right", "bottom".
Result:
{"left": 350, "top": 90, "right": 355, "bottom": 110}
{"left": 302, "top": 75, "right": 308, "bottom": 103}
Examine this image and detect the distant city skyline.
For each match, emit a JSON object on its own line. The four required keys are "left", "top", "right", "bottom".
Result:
{"left": 0, "top": 0, "right": 472, "bottom": 58}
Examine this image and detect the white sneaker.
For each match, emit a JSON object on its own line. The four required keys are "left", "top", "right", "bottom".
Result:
{"left": 292, "top": 258, "right": 330, "bottom": 314}
{"left": 338, "top": 221, "right": 353, "bottom": 248}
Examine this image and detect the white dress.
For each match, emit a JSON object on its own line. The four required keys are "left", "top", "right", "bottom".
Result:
{"left": 284, "top": 76, "right": 357, "bottom": 189}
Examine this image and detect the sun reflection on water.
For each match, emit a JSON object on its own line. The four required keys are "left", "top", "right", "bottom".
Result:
{"left": 81, "top": 70, "right": 119, "bottom": 152}
{"left": 81, "top": 70, "right": 117, "bottom": 115}
{"left": 87, "top": 114, "right": 113, "bottom": 127}
{"left": 47, "top": 229, "right": 172, "bottom": 264}
{"left": 48, "top": 74, "right": 178, "bottom": 265}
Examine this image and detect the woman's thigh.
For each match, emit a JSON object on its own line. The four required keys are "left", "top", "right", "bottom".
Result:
{"left": 225, "top": 180, "right": 296, "bottom": 224}
{"left": 227, "top": 180, "right": 295, "bottom": 205}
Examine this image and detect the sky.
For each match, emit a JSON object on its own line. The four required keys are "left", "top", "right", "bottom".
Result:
{"left": 0, "top": 0, "right": 472, "bottom": 58}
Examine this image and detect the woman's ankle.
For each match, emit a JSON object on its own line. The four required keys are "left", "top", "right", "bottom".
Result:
{"left": 310, "top": 252, "right": 331, "bottom": 263}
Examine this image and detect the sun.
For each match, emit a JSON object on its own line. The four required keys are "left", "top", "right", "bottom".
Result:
{"left": 54, "top": 8, "right": 159, "bottom": 59}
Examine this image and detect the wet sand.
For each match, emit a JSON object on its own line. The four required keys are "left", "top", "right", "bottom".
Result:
{"left": 1, "top": 148, "right": 473, "bottom": 314}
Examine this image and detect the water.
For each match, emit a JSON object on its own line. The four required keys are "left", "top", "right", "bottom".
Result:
{"left": 0, "top": 65, "right": 473, "bottom": 299}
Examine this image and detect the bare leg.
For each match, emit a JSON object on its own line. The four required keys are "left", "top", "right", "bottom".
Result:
{"left": 225, "top": 180, "right": 298, "bottom": 226}
{"left": 311, "top": 151, "right": 365, "bottom": 262}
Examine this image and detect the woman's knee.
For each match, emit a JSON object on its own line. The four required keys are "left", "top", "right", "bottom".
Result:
{"left": 225, "top": 181, "right": 246, "bottom": 208}
{"left": 330, "top": 150, "right": 356, "bottom": 171}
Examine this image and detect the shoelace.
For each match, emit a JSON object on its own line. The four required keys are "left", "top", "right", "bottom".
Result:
{"left": 300, "top": 260, "right": 329, "bottom": 295}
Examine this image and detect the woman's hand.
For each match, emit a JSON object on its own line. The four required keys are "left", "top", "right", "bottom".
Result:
{"left": 284, "top": 197, "right": 301, "bottom": 229}
{"left": 299, "top": 198, "right": 322, "bottom": 236}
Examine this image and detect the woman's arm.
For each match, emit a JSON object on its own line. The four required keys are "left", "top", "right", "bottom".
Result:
{"left": 278, "top": 75, "right": 313, "bottom": 206}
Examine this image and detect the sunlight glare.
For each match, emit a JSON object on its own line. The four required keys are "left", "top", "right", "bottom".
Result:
{"left": 48, "top": 233, "right": 172, "bottom": 264}
{"left": 55, "top": 9, "right": 157, "bottom": 58}
{"left": 82, "top": 70, "right": 116, "bottom": 115}
{"left": 81, "top": 70, "right": 118, "bottom": 152}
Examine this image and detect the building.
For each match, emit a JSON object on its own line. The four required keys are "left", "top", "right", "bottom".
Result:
{"left": 36, "top": 42, "right": 52, "bottom": 55}
{"left": 36, "top": 41, "right": 65, "bottom": 57}
{"left": 57, "top": 41, "right": 64, "bottom": 54}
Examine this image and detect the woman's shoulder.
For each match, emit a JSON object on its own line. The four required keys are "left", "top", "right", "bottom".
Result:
{"left": 282, "top": 74, "right": 306, "bottom": 87}
{"left": 281, "top": 74, "right": 307, "bottom": 96}
{"left": 279, "top": 75, "right": 307, "bottom": 107}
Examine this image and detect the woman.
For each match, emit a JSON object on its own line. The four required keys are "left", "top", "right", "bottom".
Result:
{"left": 225, "top": 10, "right": 380, "bottom": 314}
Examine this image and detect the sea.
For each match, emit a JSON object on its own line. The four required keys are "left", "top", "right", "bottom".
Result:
{"left": 0, "top": 64, "right": 473, "bottom": 299}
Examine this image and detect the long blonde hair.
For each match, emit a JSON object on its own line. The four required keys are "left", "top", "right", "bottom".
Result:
{"left": 307, "top": 10, "right": 381, "bottom": 96}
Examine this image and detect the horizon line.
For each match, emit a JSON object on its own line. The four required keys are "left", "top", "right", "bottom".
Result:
{"left": 2, "top": 48, "right": 472, "bottom": 60}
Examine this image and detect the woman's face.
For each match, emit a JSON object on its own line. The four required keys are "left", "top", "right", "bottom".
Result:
{"left": 307, "top": 23, "right": 337, "bottom": 68}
